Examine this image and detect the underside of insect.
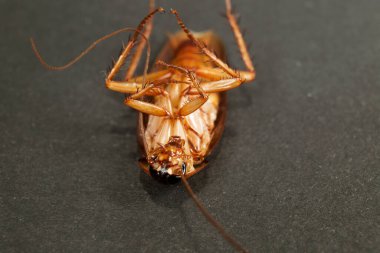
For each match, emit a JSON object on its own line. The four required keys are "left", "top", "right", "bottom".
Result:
{"left": 104, "top": 5, "right": 256, "bottom": 184}
{"left": 31, "top": 0, "right": 256, "bottom": 251}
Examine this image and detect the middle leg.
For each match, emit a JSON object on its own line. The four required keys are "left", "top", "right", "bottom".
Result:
{"left": 124, "top": 83, "right": 171, "bottom": 117}
{"left": 156, "top": 61, "right": 209, "bottom": 117}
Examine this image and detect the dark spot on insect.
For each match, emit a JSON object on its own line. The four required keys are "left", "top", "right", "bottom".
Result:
{"left": 149, "top": 166, "right": 180, "bottom": 184}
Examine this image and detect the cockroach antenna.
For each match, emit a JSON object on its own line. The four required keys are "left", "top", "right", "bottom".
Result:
{"left": 31, "top": 27, "right": 151, "bottom": 71}
{"left": 181, "top": 175, "right": 249, "bottom": 253}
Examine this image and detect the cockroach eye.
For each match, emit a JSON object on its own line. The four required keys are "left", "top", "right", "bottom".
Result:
{"left": 181, "top": 163, "right": 187, "bottom": 175}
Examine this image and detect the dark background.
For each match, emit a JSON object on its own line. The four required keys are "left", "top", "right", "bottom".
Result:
{"left": 1, "top": 0, "right": 379, "bottom": 252}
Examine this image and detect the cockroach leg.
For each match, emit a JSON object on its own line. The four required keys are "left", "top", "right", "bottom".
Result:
{"left": 178, "top": 96, "right": 208, "bottom": 116}
{"left": 124, "top": 84, "right": 171, "bottom": 117}
{"left": 124, "top": 0, "right": 156, "bottom": 80}
{"left": 196, "top": 67, "right": 254, "bottom": 84}
{"left": 188, "top": 78, "right": 243, "bottom": 94}
{"left": 106, "top": 7, "right": 165, "bottom": 85}
{"left": 170, "top": 9, "right": 239, "bottom": 79}
{"left": 106, "top": 70, "right": 171, "bottom": 94}
{"left": 225, "top": 0, "right": 255, "bottom": 76}
{"left": 124, "top": 99, "right": 169, "bottom": 117}
{"left": 171, "top": 7, "right": 256, "bottom": 82}
{"left": 156, "top": 60, "right": 205, "bottom": 94}
{"left": 106, "top": 80, "right": 142, "bottom": 94}
{"left": 195, "top": 67, "right": 231, "bottom": 81}
{"left": 156, "top": 60, "right": 209, "bottom": 116}
{"left": 132, "top": 69, "right": 172, "bottom": 83}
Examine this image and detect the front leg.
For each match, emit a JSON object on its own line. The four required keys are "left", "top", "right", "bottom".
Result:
{"left": 106, "top": 7, "right": 164, "bottom": 87}
{"left": 124, "top": 84, "right": 171, "bottom": 117}
{"left": 156, "top": 61, "right": 209, "bottom": 117}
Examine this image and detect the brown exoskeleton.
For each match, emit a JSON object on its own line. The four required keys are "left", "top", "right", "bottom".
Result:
{"left": 31, "top": 1, "right": 256, "bottom": 251}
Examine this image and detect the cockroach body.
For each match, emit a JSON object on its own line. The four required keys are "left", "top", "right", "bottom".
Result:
{"left": 31, "top": 1, "right": 256, "bottom": 251}
{"left": 136, "top": 31, "right": 228, "bottom": 184}
{"left": 103, "top": 5, "right": 256, "bottom": 184}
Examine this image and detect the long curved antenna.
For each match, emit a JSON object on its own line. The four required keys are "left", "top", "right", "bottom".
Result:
{"left": 181, "top": 175, "right": 249, "bottom": 253}
{"left": 30, "top": 27, "right": 150, "bottom": 73}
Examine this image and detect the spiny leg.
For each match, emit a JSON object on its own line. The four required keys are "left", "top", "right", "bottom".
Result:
{"left": 124, "top": 0, "right": 156, "bottom": 80}
{"left": 124, "top": 83, "right": 171, "bottom": 117}
{"left": 105, "top": 7, "right": 168, "bottom": 94}
{"left": 133, "top": 69, "right": 171, "bottom": 83}
{"left": 188, "top": 78, "right": 243, "bottom": 94}
{"left": 170, "top": 9, "right": 238, "bottom": 79}
{"left": 151, "top": 66, "right": 245, "bottom": 95}
{"left": 106, "top": 69, "right": 170, "bottom": 94}
{"left": 103, "top": 7, "right": 172, "bottom": 117}
{"left": 225, "top": 0, "right": 255, "bottom": 74}
{"left": 156, "top": 61, "right": 205, "bottom": 94}
{"left": 106, "top": 10, "right": 166, "bottom": 94}
{"left": 195, "top": 67, "right": 231, "bottom": 81}
{"left": 106, "top": 7, "right": 164, "bottom": 84}
{"left": 170, "top": 9, "right": 255, "bottom": 82}
{"left": 156, "top": 61, "right": 208, "bottom": 117}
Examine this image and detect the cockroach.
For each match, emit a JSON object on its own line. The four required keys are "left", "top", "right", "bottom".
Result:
{"left": 31, "top": 0, "right": 256, "bottom": 252}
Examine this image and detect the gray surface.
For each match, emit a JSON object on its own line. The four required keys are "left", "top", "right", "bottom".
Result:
{"left": 1, "top": 0, "right": 379, "bottom": 252}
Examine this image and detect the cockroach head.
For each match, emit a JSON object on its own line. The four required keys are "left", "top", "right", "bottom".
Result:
{"left": 148, "top": 136, "right": 190, "bottom": 184}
